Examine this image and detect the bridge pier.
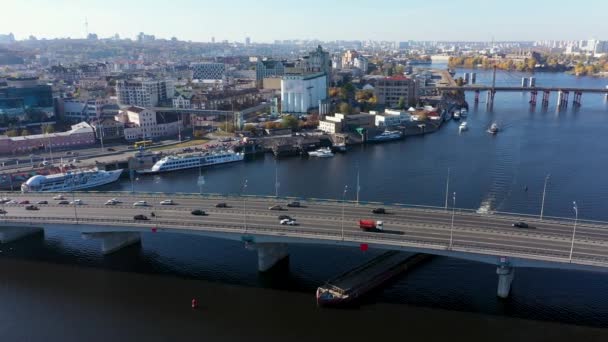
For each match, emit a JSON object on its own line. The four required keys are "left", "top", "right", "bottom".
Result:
{"left": 486, "top": 90, "right": 496, "bottom": 109}
{"left": 496, "top": 264, "right": 515, "bottom": 299}
{"left": 252, "top": 242, "right": 289, "bottom": 272}
{"left": 82, "top": 232, "right": 141, "bottom": 254}
{"left": 0, "top": 226, "right": 43, "bottom": 243}
{"left": 474, "top": 90, "right": 480, "bottom": 103}
{"left": 573, "top": 91, "right": 582, "bottom": 106}
{"left": 541, "top": 90, "right": 550, "bottom": 107}
{"left": 529, "top": 90, "right": 538, "bottom": 106}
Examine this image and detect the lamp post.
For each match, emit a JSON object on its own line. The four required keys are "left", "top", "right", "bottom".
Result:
{"left": 444, "top": 168, "right": 451, "bottom": 210}
{"left": 540, "top": 174, "right": 550, "bottom": 220}
{"left": 71, "top": 177, "right": 79, "bottom": 224}
{"left": 449, "top": 192, "right": 456, "bottom": 249}
{"left": 341, "top": 185, "right": 348, "bottom": 241}
{"left": 243, "top": 179, "right": 248, "bottom": 232}
{"left": 569, "top": 201, "right": 578, "bottom": 262}
{"left": 274, "top": 160, "right": 279, "bottom": 198}
{"left": 356, "top": 165, "right": 360, "bottom": 205}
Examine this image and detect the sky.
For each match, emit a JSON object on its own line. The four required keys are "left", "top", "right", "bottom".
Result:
{"left": 2, "top": 0, "right": 608, "bottom": 42}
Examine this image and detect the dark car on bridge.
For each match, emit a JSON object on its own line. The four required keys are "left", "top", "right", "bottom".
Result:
{"left": 372, "top": 208, "right": 386, "bottom": 214}
{"left": 512, "top": 221, "right": 530, "bottom": 229}
{"left": 0, "top": 209, "right": 6, "bottom": 214}
{"left": 37, "top": 200, "right": 48, "bottom": 205}
{"left": 269, "top": 205, "right": 285, "bottom": 211}
{"left": 216, "top": 203, "right": 229, "bottom": 208}
{"left": 287, "top": 201, "right": 301, "bottom": 208}
{"left": 134, "top": 214, "right": 149, "bottom": 221}
{"left": 25, "top": 205, "right": 39, "bottom": 211}
{"left": 191, "top": 209, "right": 207, "bottom": 216}
{"left": 19, "top": 200, "right": 30, "bottom": 205}
{"left": 58, "top": 200, "right": 69, "bottom": 205}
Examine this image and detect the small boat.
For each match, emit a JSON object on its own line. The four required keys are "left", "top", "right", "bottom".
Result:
{"left": 333, "top": 143, "right": 347, "bottom": 153}
{"left": 460, "top": 108, "right": 468, "bottom": 117}
{"left": 453, "top": 110, "right": 461, "bottom": 121}
{"left": 459, "top": 122, "right": 468, "bottom": 132}
{"left": 308, "top": 147, "right": 334, "bottom": 158}
{"left": 368, "top": 130, "right": 403, "bottom": 143}
{"left": 488, "top": 123, "right": 499, "bottom": 134}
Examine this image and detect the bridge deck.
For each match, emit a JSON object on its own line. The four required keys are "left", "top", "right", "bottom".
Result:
{"left": 438, "top": 86, "right": 608, "bottom": 93}
{"left": 1, "top": 191, "right": 608, "bottom": 269}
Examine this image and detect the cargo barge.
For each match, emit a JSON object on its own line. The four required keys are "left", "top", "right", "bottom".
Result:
{"left": 316, "top": 252, "right": 431, "bottom": 307}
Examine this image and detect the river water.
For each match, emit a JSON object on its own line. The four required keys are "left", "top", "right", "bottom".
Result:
{"left": 2, "top": 64, "right": 608, "bottom": 340}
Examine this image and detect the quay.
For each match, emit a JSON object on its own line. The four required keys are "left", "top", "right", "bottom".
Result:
{"left": 316, "top": 252, "right": 432, "bottom": 306}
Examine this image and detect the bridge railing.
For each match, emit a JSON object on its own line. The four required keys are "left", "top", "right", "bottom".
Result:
{"left": 2, "top": 215, "right": 608, "bottom": 268}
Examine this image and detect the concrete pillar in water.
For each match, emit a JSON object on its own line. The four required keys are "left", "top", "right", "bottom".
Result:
{"left": 0, "top": 226, "right": 42, "bottom": 243}
{"left": 496, "top": 265, "right": 515, "bottom": 299}
{"left": 82, "top": 232, "right": 141, "bottom": 254}
{"left": 255, "top": 242, "right": 289, "bottom": 272}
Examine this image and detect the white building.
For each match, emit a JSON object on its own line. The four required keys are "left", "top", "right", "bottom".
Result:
{"left": 373, "top": 109, "right": 412, "bottom": 128}
{"left": 281, "top": 72, "right": 327, "bottom": 114}
{"left": 353, "top": 56, "right": 369, "bottom": 73}
{"left": 115, "top": 106, "right": 182, "bottom": 141}
{"left": 191, "top": 63, "right": 225, "bottom": 80}
{"left": 62, "top": 98, "right": 108, "bottom": 122}
{"left": 116, "top": 79, "right": 175, "bottom": 107}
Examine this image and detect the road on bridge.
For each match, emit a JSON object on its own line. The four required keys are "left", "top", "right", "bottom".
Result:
{"left": 1, "top": 192, "right": 608, "bottom": 267}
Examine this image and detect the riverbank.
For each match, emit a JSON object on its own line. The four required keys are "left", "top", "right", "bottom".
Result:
{"left": 1, "top": 258, "right": 606, "bottom": 342}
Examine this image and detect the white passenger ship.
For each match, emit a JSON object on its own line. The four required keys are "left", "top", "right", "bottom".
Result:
{"left": 21, "top": 168, "right": 123, "bottom": 192}
{"left": 139, "top": 150, "right": 244, "bottom": 174}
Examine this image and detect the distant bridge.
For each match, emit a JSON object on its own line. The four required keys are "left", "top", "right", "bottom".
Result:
{"left": 2, "top": 191, "right": 608, "bottom": 298}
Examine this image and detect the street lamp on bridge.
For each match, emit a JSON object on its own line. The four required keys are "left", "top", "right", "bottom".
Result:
{"left": 569, "top": 201, "right": 578, "bottom": 262}
{"left": 540, "top": 174, "right": 550, "bottom": 220}
{"left": 341, "top": 185, "right": 348, "bottom": 241}
{"left": 242, "top": 179, "right": 248, "bottom": 233}
{"left": 444, "top": 168, "right": 451, "bottom": 211}
{"left": 449, "top": 192, "right": 456, "bottom": 249}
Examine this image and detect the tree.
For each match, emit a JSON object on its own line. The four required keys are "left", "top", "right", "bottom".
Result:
{"left": 20, "top": 129, "right": 31, "bottom": 136}
{"left": 244, "top": 124, "right": 257, "bottom": 133}
{"left": 43, "top": 124, "right": 55, "bottom": 134}
{"left": 456, "top": 77, "right": 464, "bottom": 87}
{"left": 397, "top": 97, "right": 406, "bottom": 110}
{"left": 219, "top": 122, "right": 235, "bottom": 133}
{"left": 193, "top": 130, "right": 205, "bottom": 139}
{"left": 328, "top": 88, "right": 340, "bottom": 98}
{"left": 5, "top": 129, "right": 20, "bottom": 137}
{"left": 264, "top": 121, "right": 282, "bottom": 130}
{"left": 394, "top": 64, "right": 405, "bottom": 75}
{"left": 24, "top": 108, "right": 46, "bottom": 123}
{"left": 339, "top": 102, "right": 352, "bottom": 114}
{"left": 281, "top": 115, "right": 299, "bottom": 130}
{"left": 340, "top": 82, "right": 355, "bottom": 101}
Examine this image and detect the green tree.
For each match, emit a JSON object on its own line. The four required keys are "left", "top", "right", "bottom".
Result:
{"left": 394, "top": 64, "right": 405, "bottom": 75}
{"left": 339, "top": 102, "right": 352, "bottom": 114}
{"left": 20, "top": 129, "right": 30, "bottom": 136}
{"left": 340, "top": 83, "right": 355, "bottom": 101}
{"left": 244, "top": 124, "right": 257, "bottom": 133}
{"left": 43, "top": 124, "right": 55, "bottom": 134}
{"left": 281, "top": 115, "right": 299, "bottom": 130}
{"left": 456, "top": 77, "right": 464, "bottom": 87}
{"left": 219, "top": 122, "right": 235, "bottom": 133}
{"left": 24, "top": 108, "right": 45, "bottom": 123}
{"left": 5, "top": 129, "right": 20, "bottom": 137}
{"left": 397, "top": 97, "right": 406, "bottom": 110}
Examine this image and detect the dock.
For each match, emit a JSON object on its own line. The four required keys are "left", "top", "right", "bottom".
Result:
{"left": 316, "top": 251, "right": 432, "bottom": 307}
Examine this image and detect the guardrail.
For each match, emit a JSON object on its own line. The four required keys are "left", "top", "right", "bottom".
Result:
{"left": 2, "top": 215, "right": 608, "bottom": 268}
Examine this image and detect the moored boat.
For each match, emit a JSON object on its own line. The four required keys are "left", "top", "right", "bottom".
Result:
{"left": 21, "top": 168, "right": 123, "bottom": 192}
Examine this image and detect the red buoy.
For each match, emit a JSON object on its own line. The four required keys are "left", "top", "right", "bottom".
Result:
{"left": 191, "top": 298, "right": 198, "bottom": 309}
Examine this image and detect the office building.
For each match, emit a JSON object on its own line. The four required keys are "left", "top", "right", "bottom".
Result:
{"left": 374, "top": 76, "right": 418, "bottom": 108}
{"left": 0, "top": 77, "right": 53, "bottom": 113}
{"left": 115, "top": 106, "right": 182, "bottom": 141}
{"left": 191, "top": 63, "right": 226, "bottom": 80}
{"left": 116, "top": 79, "right": 174, "bottom": 107}
{"left": 281, "top": 72, "right": 327, "bottom": 114}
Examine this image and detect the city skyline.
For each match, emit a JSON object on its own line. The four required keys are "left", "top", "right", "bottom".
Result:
{"left": 2, "top": 0, "right": 608, "bottom": 43}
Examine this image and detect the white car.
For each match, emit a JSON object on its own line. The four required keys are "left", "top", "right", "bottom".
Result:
{"left": 133, "top": 201, "right": 148, "bottom": 206}
{"left": 6, "top": 200, "right": 18, "bottom": 205}
{"left": 110, "top": 198, "right": 122, "bottom": 203}
{"left": 160, "top": 199, "right": 174, "bottom": 205}
{"left": 105, "top": 199, "right": 118, "bottom": 205}
{"left": 280, "top": 219, "right": 297, "bottom": 226}
{"left": 53, "top": 195, "right": 65, "bottom": 200}
{"left": 70, "top": 199, "right": 83, "bottom": 205}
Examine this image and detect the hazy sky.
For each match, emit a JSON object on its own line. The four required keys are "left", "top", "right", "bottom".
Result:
{"left": 2, "top": 0, "right": 607, "bottom": 42}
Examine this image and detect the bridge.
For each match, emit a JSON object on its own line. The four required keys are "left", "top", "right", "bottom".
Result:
{"left": 438, "top": 85, "right": 608, "bottom": 108}
{"left": 1, "top": 191, "right": 608, "bottom": 298}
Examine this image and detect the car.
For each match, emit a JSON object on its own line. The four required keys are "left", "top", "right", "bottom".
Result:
{"left": 512, "top": 221, "right": 530, "bottom": 229}
{"left": 191, "top": 209, "right": 207, "bottom": 216}
{"left": 110, "top": 198, "right": 122, "bottom": 203}
{"left": 0, "top": 198, "right": 11, "bottom": 204}
{"left": 107, "top": 148, "right": 116, "bottom": 151}
{"left": 37, "top": 200, "right": 48, "bottom": 205}
{"left": 58, "top": 200, "right": 70, "bottom": 205}
{"left": 133, "top": 201, "right": 148, "bottom": 206}
{"left": 268, "top": 205, "right": 285, "bottom": 211}
{"left": 70, "top": 199, "right": 83, "bottom": 205}
{"left": 286, "top": 201, "right": 301, "bottom": 208}
{"left": 278, "top": 215, "right": 294, "bottom": 221}
{"left": 0, "top": 209, "right": 6, "bottom": 214}
{"left": 18, "top": 200, "right": 30, "bottom": 205}
{"left": 215, "top": 202, "right": 229, "bottom": 208}
{"left": 53, "top": 195, "right": 65, "bottom": 200}
{"left": 65, "top": 151, "right": 73, "bottom": 155}
{"left": 133, "top": 214, "right": 149, "bottom": 221}
{"left": 160, "top": 199, "right": 174, "bottom": 205}
{"left": 105, "top": 199, "right": 118, "bottom": 205}
{"left": 25, "top": 205, "right": 39, "bottom": 211}
{"left": 372, "top": 208, "right": 386, "bottom": 214}
{"left": 280, "top": 219, "right": 297, "bottom": 226}
{"left": 7, "top": 200, "right": 18, "bottom": 205}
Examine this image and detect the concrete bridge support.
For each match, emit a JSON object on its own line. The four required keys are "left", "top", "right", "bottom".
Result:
{"left": 573, "top": 92, "right": 582, "bottom": 106}
{"left": 474, "top": 90, "right": 480, "bottom": 103}
{"left": 557, "top": 90, "right": 569, "bottom": 108}
{"left": 254, "top": 243, "right": 289, "bottom": 272}
{"left": 486, "top": 90, "right": 496, "bottom": 109}
{"left": 82, "top": 232, "right": 141, "bottom": 254}
{"left": 0, "top": 226, "right": 42, "bottom": 243}
{"left": 541, "top": 90, "right": 550, "bottom": 107}
{"left": 496, "top": 265, "right": 515, "bottom": 299}
{"left": 529, "top": 90, "right": 538, "bottom": 106}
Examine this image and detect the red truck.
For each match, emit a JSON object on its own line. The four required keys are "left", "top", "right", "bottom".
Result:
{"left": 359, "top": 220, "right": 384, "bottom": 231}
